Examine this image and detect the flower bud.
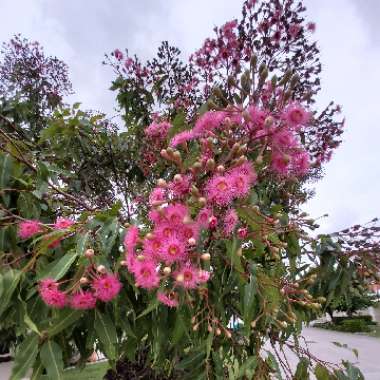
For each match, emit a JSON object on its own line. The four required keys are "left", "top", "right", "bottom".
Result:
{"left": 255, "top": 155, "right": 263, "bottom": 165}
{"left": 192, "top": 323, "right": 199, "bottom": 331}
{"left": 137, "top": 254, "right": 145, "bottom": 261}
{"left": 208, "top": 325, "right": 213, "bottom": 333}
{"left": 183, "top": 215, "right": 192, "bottom": 224}
{"left": 85, "top": 249, "right": 94, "bottom": 258}
{"left": 242, "top": 110, "right": 251, "bottom": 122}
{"left": 209, "top": 216, "right": 218, "bottom": 228}
{"left": 264, "top": 116, "right": 274, "bottom": 128}
{"left": 237, "top": 227, "right": 248, "bottom": 239}
{"left": 146, "top": 232, "right": 154, "bottom": 240}
{"left": 201, "top": 253, "right": 211, "bottom": 261}
{"left": 174, "top": 174, "right": 182, "bottom": 183}
{"left": 176, "top": 274, "right": 184, "bottom": 282}
{"left": 120, "top": 260, "right": 127, "bottom": 267}
{"left": 236, "top": 155, "right": 247, "bottom": 165}
{"left": 188, "top": 237, "right": 196, "bottom": 246}
{"left": 198, "top": 197, "right": 207, "bottom": 206}
{"left": 215, "top": 328, "right": 222, "bottom": 336}
{"left": 250, "top": 320, "right": 256, "bottom": 328}
{"left": 96, "top": 265, "right": 106, "bottom": 274}
{"left": 192, "top": 162, "right": 202, "bottom": 171}
{"left": 191, "top": 185, "right": 200, "bottom": 197}
{"left": 172, "top": 151, "right": 181, "bottom": 161}
{"left": 206, "top": 158, "right": 215, "bottom": 171}
{"left": 163, "top": 266, "right": 172, "bottom": 275}
{"left": 157, "top": 178, "right": 167, "bottom": 188}
{"left": 160, "top": 149, "right": 169, "bottom": 159}
{"left": 216, "top": 165, "right": 225, "bottom": 173}
{"left": 80, "top": 277, "right": 89, "bottom": 285}
{"left": 225, "top": 330, "right": 232, "bottom": 339}
{"left": 166, "top": 147, "right": 174, "bottom": 155}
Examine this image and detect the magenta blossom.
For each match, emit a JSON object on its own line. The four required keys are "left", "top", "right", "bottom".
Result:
{"left": 70, "top": 291, "right": 97, "bottom": 310}
{"left": 18, "top": 220, "right": 42, "bottom": 239}
{"left": 93, "top": 273, "right": 122, "bottom": 302}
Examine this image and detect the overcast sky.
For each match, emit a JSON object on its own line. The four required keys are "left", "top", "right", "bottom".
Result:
{"left": 0, "top": 0, "right": 379, "bottom": 234}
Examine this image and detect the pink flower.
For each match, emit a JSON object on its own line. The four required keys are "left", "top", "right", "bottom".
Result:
{"left": 193, "top": 111, "right": 226, "bottom": 136}
{"left": 209, "top": 215, "right": 218, "bottom": 229}
{"left": 229, "top": 163, "right": 257, "bottom": 199}
{"left": 159, "top": 236, "right": 187, "bottom": 264}
{"left": 292, "top": 151, "right": 310, "bottom": 175}
{"left": 237, "top": 227, "right": 248, "bottom": 239}
{"left": 70, "top": 291, "right": 96, "bottom": 310}
{"left": 145, "top": 121, "right": 172, "bottom": 140}
{"left": 155, "top": 223, "right": 177, "bottom": 239}
{"left": 134, "top": 260, "right": 160, "bottom": 289}
{"left": 181, "top": 223, "right": 199, "bottom": 241}
{"left": 142, "top": 237, "right": 162, "bottom": 260}
{"left": 271, "top": 152, "right": 290, "bottom": 176}
{"left": 175, "top": 265, "right": 198, "bottom": 289}
{"left": 307, "top": 22, "right": 316, "bottom": 32}
{"left": 169, "top": 130, "right": 194, "bottom": 147}
{"left": 205, "top": 175, "right": 234, "bottom": 206}
{"left": 197, "top": 270, "right": 211, "bottom": 283}
{"left": 114, "top": 49, "right": 123, "bottom": 61}
{"left": 246, "top": 105, "right": 267, "bottom": 129}
{"left": 93, "top": 274, "right": 122, "bottom": 302}
{"left": 289, "top": 23, "right": 302, "bottom": 38}
{"left": 196, "top": 207, "right": 212, "bottom": 228}
{"left": 39, "top": 278, "right": 58, "bottom": 291}
{"left": 149, "top": 187, "right": 166, "bottom": 206}
{"left": 39, "top": 279, "right": 66, "bottom": 308}
{"left": 223, "top": 209, "right": 239, "bottom": 236}
{"left": 18, "top": 220, "right": 42, "bottom": 239}
{"left": 124, "top": 226, "right": 139, "bottom": 254}
{"left": 54, "top": 217, "right": 74, "bottom": 230}
{"left": 148, "top": 210, "right": 162, "bottom": 224}
{"left": 163, "top": 203, "right": 189, "bottom": 224}
{"left": 282, "top": 103, "right": 310, "bottom": 129}
{"left": 157, "top": 292, "right": 179, "bottom": 308}
{"left": 168, "top": 174, "right": 191, "bottom": 197}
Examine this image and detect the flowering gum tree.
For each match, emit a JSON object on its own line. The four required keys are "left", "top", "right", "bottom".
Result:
{"left": 0, "top": 1, "right": 379, "bottom": 379}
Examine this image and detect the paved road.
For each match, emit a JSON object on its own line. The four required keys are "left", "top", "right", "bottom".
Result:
{"left": 1, "top": 327, "right": 379, "bottom": 379}
{"left": 275, "top": 327, "right": 380, "bottom": 380}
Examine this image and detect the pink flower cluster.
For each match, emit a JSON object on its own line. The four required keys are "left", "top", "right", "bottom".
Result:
{"left": 145, "top": 121, "right": 172, "bottom": 140}
{"left": 124, "top": 202, "right": 211, "bottom": 295}
{"left": 38, "top": 272, "right": 121, "bottom": 310}
{"left": 18, "top": 217, "right": 74, "bottom": 245}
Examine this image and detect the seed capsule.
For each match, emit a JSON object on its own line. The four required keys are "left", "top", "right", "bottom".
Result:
{"left": 201, "top": 253, "right": 211, "bottom": 261}
{"left": 85, "top": 249, "right": 94, "bottom": 258}
{"left": 96, "top": 265, "right": 106, "bottom": 274}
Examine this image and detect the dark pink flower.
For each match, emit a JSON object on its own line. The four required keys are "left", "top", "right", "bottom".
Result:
{"left": 157, "top": 292, "right": 179, "bottom": 307}
{"left": 70, "top": 291, "right": 96, "bottom": 310}
{"left": 54, "top": 217, "right": 74, "bottom": 230}
{"left": 223, "top": 209, "right": 238, "bottom": 236}
{"left": 93, "top": 274, "right": 122, "bottom": 302}
{"left": 18, "top": 220, "right": 42, "bottom": 239}
{"left": 134, "top": 260, "right": 160, "bottom": 289}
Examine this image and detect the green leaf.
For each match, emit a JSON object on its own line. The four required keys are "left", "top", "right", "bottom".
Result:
{"left": 40, "top": 340, "right": 64, "bottom": 380}
{"left": 10, "top": 334, "right": 39, "bottom": 380}
{"left": 47, "top": 308, "right": 83, "bottom": 336}
{"left": 315, "top": 364, "right": 331, "bottom": 380}
{"left": 0, "top": 269, "right": 21, "bottom": 317}
{"left": 37, "top": 251, "right": 78, "bottom": 281}
{"left": 137, "top": 298, "right": 159, "bottom": 319}
{"left": 76, "top": 231, "right": 90, "bottom": 256}
{"left": 295, "top": 358, "right": 310, "bottom": 380}
{"left": 94, "top": 310, "right": 117, "bottom": 360}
